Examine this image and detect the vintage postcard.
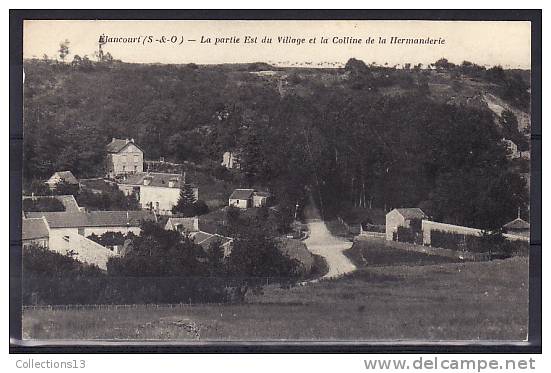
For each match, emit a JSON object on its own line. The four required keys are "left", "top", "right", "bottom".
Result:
{"left": 15, "top": 16, "right": 535, "bottom": 344}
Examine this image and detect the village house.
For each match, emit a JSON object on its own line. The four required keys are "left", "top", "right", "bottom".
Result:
{"left": 221, "top": 150, "right": 241, "bottom": 169}
{"left": 24, "top": 210, "right": 156, "bottom": 248}
{"left": 117, "top": 172, "right": 198, "bottom": 215}
{"left": 503, "top": 210, "right": 530, "bottom": 238}
{"left": 165, "top": 217, "right": 199, "bottom": 232}
{"left": 385, "top": 208, "right": 427, "bottom": 241}
{"left": 228, "top": 189, "right": 272, "bottom": 209}
{"left": 165, "top": 217, "right": 233, "bottom": 256}
{"left": 22, "top": 210, "right": 155, "bottom": 270}
{"left": 21, "top": 217, "right": 50, "bottom": 249}
{"left": 45, "top": 171, "right": 79, "bottom": 191}
{"left": 106, "top": 138, "right": 144, "bottom": 178}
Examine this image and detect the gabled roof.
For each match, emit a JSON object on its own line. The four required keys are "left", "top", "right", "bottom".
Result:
{"left": 22, "top": 218, "right": 49, "bottom": 240}
{"left": 24, "top": 210, "right": 156, "bottom": 229}
{"left": 393, "top": 208, "right": 427, "bottom": 220}
{"left": 190, "top": 231, "right": 232, "bottom": 250}
{"left": 118, "top": 172, "right": 195, "bottom": 189}
{"left": 22, "top": 195, "right": 81, "bottom": 213}
{"left": 48, "top": 171, "right": 79, "bottom": 185}
{"left": 503, "top": 217, "right": 530, "bottom": 230}
{"left": 106, "top": 138, "right": 142, "bottom": 154}
{"left": 229, "top": 189, "right": 255, "bottom": 200}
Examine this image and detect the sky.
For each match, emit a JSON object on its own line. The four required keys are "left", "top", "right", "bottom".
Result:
{"left": 23, "top": 20, "right": 532, "bottom": 68}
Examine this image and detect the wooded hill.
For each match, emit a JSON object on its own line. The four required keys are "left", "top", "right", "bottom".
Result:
{"left": 22, "top": 58, "right": 531, "bottom": 229}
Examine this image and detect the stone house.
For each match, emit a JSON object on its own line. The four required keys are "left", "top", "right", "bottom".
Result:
{"left": 165, "top": 216, "right": 233, "bottom": 256}
{"left": 106, "top": 138, "right": 144, "bottom": 178}
{"left": 45, "top": 171, "right": 79, "bottom": 191}
{"left": 385, "top": 208, "right": 427, "bottom": 241}
{"left": 117, "top": 172, "right": 198, "bottom": 215}
{"left": 229, "top": 189, "right": 271, "bottom": 209}
{"left": 24, "top": 210, "right": 157, "bottom": 250}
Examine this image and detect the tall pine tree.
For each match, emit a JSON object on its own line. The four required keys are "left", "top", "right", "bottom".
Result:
{"left": 172, "top": 183, "right": 197, "bottom": 217}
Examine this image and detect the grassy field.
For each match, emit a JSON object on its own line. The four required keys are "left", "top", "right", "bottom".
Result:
{"left": 345, "top": 238, "right": 462, "bottom": 268}
{"left": 23, "top": 257, "right": 528, "bottom": 341}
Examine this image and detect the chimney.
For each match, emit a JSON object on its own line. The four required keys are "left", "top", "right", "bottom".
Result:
{"left": 125, "top": 138, "right": 130, "bottom": 144}
{"left": 168, "top": 178, "right": 177, "bottom": 188}
{"left": 130, "top": 138, "right": 134, "bottom": 143}
{"left": 112, "top": 137, "right": 116, "bottom": 142}
{"left": 143, "top": 176, "right": 151, "bottom": 186}
{"left": 193, "top": 217, "right": 199, "bottom": 231}
{"left": 518, "top": 207, "right": 521, "bottom": 220}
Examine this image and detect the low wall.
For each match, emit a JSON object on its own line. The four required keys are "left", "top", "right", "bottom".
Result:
{"left": 422, "top": 220, "right": 529, "bottom": 246}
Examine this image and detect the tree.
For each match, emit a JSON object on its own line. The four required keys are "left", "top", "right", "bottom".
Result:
{"left": 58, "top": 39, "right": 70, "bottom": 62}
{"left": 206, "top": 239, "right": 226, "bottom": 276}
{"left": 433, "top": 58, "right": 455, "bottom": 70}
{"left": 171, "top": 183, "right": 197, "bottom": 216}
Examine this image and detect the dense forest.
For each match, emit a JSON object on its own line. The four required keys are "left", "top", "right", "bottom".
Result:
{"left": 22, "top": 57, "right": 530, "bottom": 229}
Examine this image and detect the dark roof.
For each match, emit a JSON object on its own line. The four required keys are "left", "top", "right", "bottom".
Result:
{"left": 503, "top": 218, "right": 530, "bottom": 230}
{"left": 24, "top": 210, "right": 156, "bottom": 229}
{"left": 49, "top": 171, "right": 79, "bottom": 185}
{"left": 394, "top": 208, "right": 427, "bottom": 220}
{"left": 22, "top": 195, "right": 81, "bottom": 213}
{"left": 106, "top": 138, "right": 142, "bottom": 154}
{"left": 22, "top": 218, "right": 49, "bottom": 240}
{"left": 253, "top": 191, "right": 272, "bottom": 198}
{"left": 118, "top": 172, "right": 195, "bottom": 189}
{"left": 191, "top": 231, "right": 232, "bottom": 250}
{"left": 229, "top": 189, "right": 255, "bottom": 200}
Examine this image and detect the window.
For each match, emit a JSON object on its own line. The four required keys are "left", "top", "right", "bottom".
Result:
{"left": 122, "top": 165, "right": 126, "bottom": 172}
{"left": 134, "top": 165, "right": 137, "bottom": 171}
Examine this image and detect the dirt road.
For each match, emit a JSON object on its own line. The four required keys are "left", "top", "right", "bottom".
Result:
{"left": 302, "top": 196, "right": 356, "bottom": 280}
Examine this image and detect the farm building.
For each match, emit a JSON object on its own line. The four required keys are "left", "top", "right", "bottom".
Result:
{"left": 190, "top": 231, "right": 233, "bottom": 256}
{"left": 21, "top": 217, "right": 50, "bottom": 249}
{"left": 165, "top": 217, "right": 199, "bottom": 233}
{"left": 106, "top": 138, "right": 144, "bottom": 178}
{"left": 45, "top": 171, "right": 79, "bottom": 190}
{"left": 21, "top": 210, "right": 154, "bottom": 270}
{"left": 165, "top": 216, "right": 233, "bottom": 256}
{"left": 503, "top": 214, "right": 530, "bottom": 238}
{"left": 229, "top": 189, "right": 272, "bottom": 209}
{"left": 117, "top": 172, "right": 198, "bottom": 215}
{"left": 229, "top": 189, "right": 255, "bottom": 209}
{"left": 24, "top": 210, "right": 157, "bottom": 251}
{"left": 385, "top": 208, "right": 427, "bottom": 241}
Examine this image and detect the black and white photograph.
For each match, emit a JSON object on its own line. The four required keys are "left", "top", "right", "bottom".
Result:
{"left": 11, "top": 14, "right": 539, "bottom": 346}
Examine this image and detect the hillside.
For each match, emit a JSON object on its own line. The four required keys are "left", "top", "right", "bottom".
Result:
{"left": 22, "top": 58, "right": 531, "bottom": 229}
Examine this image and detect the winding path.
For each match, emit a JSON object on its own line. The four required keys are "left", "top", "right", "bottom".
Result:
{"left": 302, "top": 197, "right": 356, "bottom": 280}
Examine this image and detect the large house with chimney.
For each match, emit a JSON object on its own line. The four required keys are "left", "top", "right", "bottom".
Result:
{"left": 106, "top": 138, "right": 144, "bottom": 178}
{"left": 117, "top": 172, "right": 198, "bottom": 216}
{"left": 23, "top": 209, "right": 156, "bottom": 269}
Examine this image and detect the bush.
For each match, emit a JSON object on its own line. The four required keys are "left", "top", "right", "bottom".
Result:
{"left": 429, "top": 229, "right": 528, "bottom": 259}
